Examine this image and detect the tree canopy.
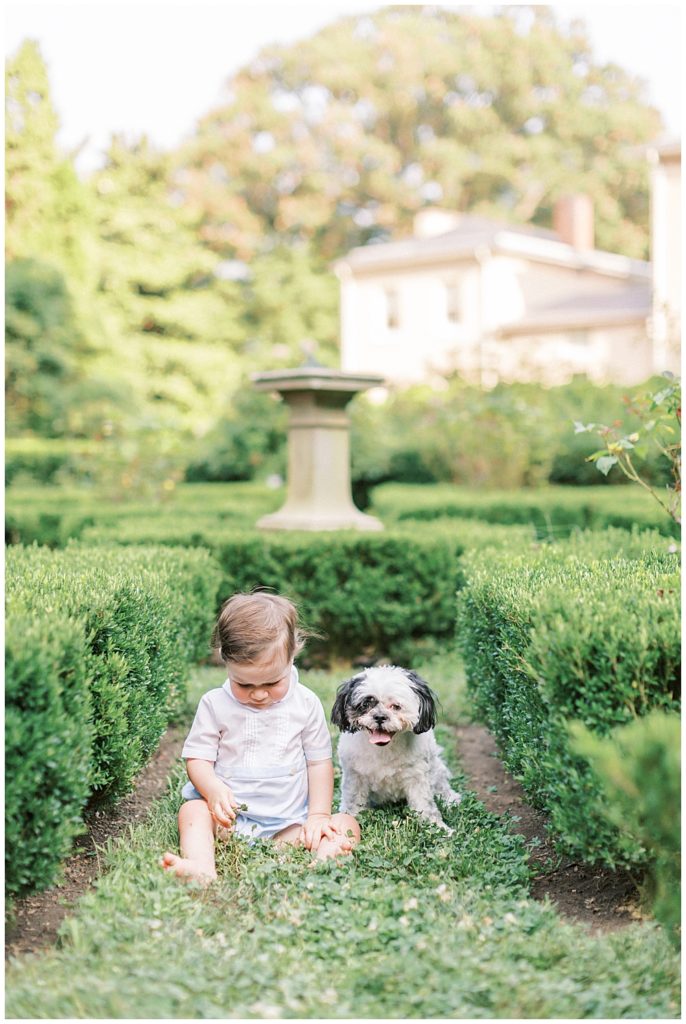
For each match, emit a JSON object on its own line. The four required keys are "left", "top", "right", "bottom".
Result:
{"left": 180, "top": 6, "right": 660, "bottom": 261}
{"left": 5, "top": 8, "right": 665, "bottom": 462}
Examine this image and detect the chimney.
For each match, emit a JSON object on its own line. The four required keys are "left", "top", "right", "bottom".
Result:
{"left": 413, "top": 208, "right": 462, "bottom": 238}
{"left": 553, "top": 194, "right": 594, "bottom": 250}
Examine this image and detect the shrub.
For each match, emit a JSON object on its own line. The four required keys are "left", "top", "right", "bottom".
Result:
{"left": 5, "top": 437, "right": 104, "bottom": 486}
{"left": 457, "top": 544, "right": 680, "bottom": 867}
{"left": 5, "top": 480, "right": 283, "bottom": 547}
{"left": 5, "top": 610, "right": 93, "bottom": 896}
{"left": 80, "top": 526, "right": 465, "bottom": 662}
{"left": 78, "top": 508, "right": 676, "bottom": 666}
{"left": 348, "top": 374, "right": 673, "bottom": 492}
{"left": 546, "top": 374, "right": 672, "bottom": 487}
{"left": 6, "top": 545, "right": 221, "bottom": 797}
{"left": 575, "top": 373, "right": 681, "bottom": 525}
{"left": 370, "top": 482, "right": 680, "bottom": 537}
{"left": 570, "top": 711, "right": 681, "bottom": 945}
{"left": 5, "top": 543, "right": 222, "bottom": 896}
{"left": 78, "top": 514, "right": 568, "bottom": 661}
{"left": 350, "top": 377, "right": 554, "bottom": 492}
{"left": 184, "top": 387, "right": 288, "bottom": 482}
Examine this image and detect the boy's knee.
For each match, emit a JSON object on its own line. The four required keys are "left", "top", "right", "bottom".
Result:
{"left": 179, "top": 798, "right": 210, "bottom": 823}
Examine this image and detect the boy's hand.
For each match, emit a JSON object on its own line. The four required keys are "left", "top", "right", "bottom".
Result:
{"left": 300, "top": 813, "right": 338, "bottom": 852}
{"left": 206, "top": 784, "right": 239, "bottom": 828}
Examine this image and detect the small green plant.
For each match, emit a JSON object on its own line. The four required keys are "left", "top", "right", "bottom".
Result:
{"left": 575, "top": 373, "right": 681, "bottom": 524}
{"left": 570, "top": 711, "right": 681, "bottom": 946}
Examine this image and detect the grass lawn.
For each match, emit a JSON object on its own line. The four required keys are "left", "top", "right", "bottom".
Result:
{"left": 5, "top": 653, "right": 680, "bottom": 1019}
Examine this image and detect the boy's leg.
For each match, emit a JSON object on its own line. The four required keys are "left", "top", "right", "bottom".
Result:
{"left": 272, "top": 822, "right": 304, "bottom": 846}
{"left": 161, "top": 800, "right": 220, "bottom": 883}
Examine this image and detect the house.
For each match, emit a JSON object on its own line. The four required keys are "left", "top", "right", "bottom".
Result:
{"left": 649, "top": 140, "right": 681, "bottom": 374}
{"left": 333, "top": 161, "right": 681, "bottom": 388}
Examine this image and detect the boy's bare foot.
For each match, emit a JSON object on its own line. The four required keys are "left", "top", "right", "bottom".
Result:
{"left": 313, "top": 831, "right": 355, "bottom": 861}
{"left": 160, "top": 852, "right": 217, "bottom": 885}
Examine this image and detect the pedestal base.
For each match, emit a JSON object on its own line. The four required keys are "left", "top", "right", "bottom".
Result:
{"left": 257, "top": 508, "right": 383, "bottom": 532}
{"left": 252, "top": 367, "right": 386, "bottom": 534}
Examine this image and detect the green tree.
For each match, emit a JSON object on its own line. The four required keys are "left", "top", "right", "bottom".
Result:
{"left": 5, "top": 42, "right": 127, "bottom": 438}
{"left": 90, "top": 135, "right": 248, "bottom": 437}
{"left": 241, "top": 244, "right": 339, "bottom": 368}
{"left": 5, "top": 40, "right": 96, "bottom": 281}
{"left": 5, "top": 259, "right": 130, "bottom": 438}
{"left": 178, "top": 6, "right": 661, "bottom": 264}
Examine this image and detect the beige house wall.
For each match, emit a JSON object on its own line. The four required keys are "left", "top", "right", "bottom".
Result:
{"left": 489, "top": 324, "right": 653, "bottom": 388}
{"left": 339, "top": 259, "right": 481, "bottom": 383}
{"left": 338, "top": 251, "right": 652, "bottom": 387}
{"left": 650, "top": 145, "right": 681, "bottom": 373}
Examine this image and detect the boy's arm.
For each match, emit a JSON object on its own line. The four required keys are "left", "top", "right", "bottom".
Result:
{"left": 187, "top": 758, "right": 238, "bottom": 827}
{"left": 306, "top": 758, "right": 334, "bottom": 815}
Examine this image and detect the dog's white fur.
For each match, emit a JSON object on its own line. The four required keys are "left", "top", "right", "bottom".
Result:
{"left": 331, "top": 666, "right": 461, "bottom": 830}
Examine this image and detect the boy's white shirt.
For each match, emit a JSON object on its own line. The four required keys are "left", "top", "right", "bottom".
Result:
{"left": 182, "top": 666, "right": 332, "bottom": 820}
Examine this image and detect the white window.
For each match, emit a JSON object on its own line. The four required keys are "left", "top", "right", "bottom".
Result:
{"left": 445, "top": 280, "right": 461, "bottom": 324}
{"left": 385, "top": 288, "right": 400, "bottom": 329}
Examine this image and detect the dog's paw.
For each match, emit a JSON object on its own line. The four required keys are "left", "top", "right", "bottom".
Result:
{"left": 445, "top": 791, "right": 462, "bottom": 806}
{"left": 422, "top": 815, "right": 453, "bottom": 834}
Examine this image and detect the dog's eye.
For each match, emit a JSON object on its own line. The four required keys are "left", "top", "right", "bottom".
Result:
{"left": 389, "top": 703, "right": 401, "bottom": 711}
{"left": 359, "top": 696, "right": 376, "bottom": 709}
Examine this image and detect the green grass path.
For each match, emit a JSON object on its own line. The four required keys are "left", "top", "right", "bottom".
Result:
{"left": 5, "top": 654, "right": 680, "bottom": 1018}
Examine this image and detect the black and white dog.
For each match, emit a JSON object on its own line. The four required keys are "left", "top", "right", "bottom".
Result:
{"left": 331, "top": 666, "right": 461, "bottom": 830}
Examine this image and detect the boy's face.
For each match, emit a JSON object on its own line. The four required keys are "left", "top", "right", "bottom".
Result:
{"left": 227, "top": 645, "right": 292, "bottom": 709}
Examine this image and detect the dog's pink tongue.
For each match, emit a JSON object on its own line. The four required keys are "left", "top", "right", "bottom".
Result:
{"left": 369, "top": 729, "right": 392, "bottom": 745}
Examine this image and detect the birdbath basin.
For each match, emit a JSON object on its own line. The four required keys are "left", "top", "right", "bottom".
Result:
{"left": 252, "top": 367, "right": 384, "bottom": 531}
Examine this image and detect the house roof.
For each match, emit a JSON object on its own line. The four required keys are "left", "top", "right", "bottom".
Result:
{"left": 333, "top": 213, "right": 651, "bottom": 282}
{"left": 651, "top": 138, "right": 681, "bottom": 162}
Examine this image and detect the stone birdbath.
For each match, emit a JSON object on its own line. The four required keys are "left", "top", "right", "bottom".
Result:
{"left": 251, "top": 366, "right": 384, "bottom": 531}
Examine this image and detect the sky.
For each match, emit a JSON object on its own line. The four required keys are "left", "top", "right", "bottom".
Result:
{"left": 4, "top": 1, "right": 683, "bottom": 175}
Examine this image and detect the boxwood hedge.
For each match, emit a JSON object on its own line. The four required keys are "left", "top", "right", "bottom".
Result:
{"left": 5, "top": 481, "right": 282, "bottom": 547}
{"left": 570, "top": 710, "right": 681, "bottom": 944}
{"left": 457, "top": 539, "right": 680, "bottom": 867}
{"left": 5, "top": 543, "right": 222, "bottom": 897}
{"left": 371, "top": 483, "right": 679, "bottom": 538}
{"left": 6, "top": 610, "right": 93, "bottom": 897}
{"left": 79, "top": 517, "right": 556, "bottom": 659}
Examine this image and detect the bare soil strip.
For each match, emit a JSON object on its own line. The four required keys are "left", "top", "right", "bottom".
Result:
{"left": 455, "top": 723, "right": 642, "bottom": 933}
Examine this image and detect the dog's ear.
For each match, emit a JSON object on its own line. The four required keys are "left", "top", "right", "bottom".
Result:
{"left": 405, "top": 670, "right": 437, "bottom": 733}
{"left": 330, "top": 674, "right": 364, "bottom": 732}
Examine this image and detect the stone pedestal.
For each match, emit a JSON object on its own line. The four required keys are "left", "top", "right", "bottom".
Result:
{"left": 252, "top": 367, "right": 384, "bottom": 531}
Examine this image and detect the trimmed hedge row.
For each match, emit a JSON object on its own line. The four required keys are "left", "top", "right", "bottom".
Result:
{"left": 78, "top": 516, "right": 574, "bottom": 660}
{"left": 371, "top": 483, "right": 680, "bottom": 537}
{"left": 5, "top": 481, "right": 282, "bottom": 547}
{"left": 76, "top": 518, "right": 679, "bottom": 663}
{"left": 7, "top": 480, "right": 679, "bottom": 552}
{"left": 6, "top": 609, "right": 93, "bottom": 900}
{"left": 5, "top": 543, "right": 222, "bottom": 896}
{"left": 81, "top": 526, "right": 466, "bottom": 662}
{"left": 457, "top": 540, "right": 680, "bottom": 868}
{"left": 5, "top": 438, "right": 104, "bottom": 486}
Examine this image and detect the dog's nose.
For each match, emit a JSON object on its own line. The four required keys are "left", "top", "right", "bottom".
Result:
{"left": 373, "top": 712, "right": 388, "bottom": 725}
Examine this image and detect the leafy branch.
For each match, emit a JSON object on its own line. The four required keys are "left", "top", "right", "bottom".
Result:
{"left": 574, "top": 374, "right": 681, "bottom": 524}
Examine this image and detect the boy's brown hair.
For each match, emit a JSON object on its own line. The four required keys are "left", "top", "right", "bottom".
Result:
{"left": 212, "top": 591, "right": 306, "bottom": 665}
